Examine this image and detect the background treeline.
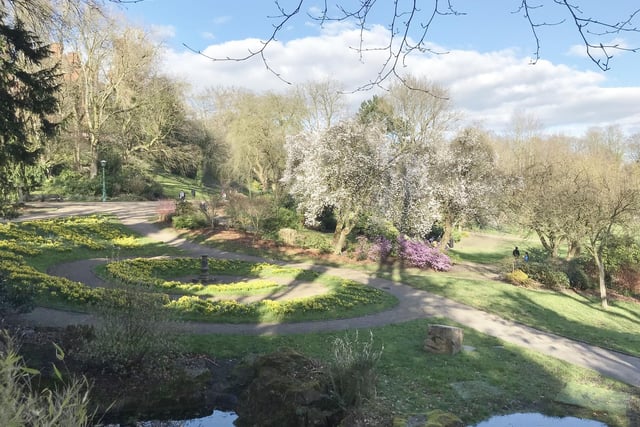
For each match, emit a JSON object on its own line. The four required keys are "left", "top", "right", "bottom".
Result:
{"left": 2, "top": 0, "right": 640, "bottom": 307}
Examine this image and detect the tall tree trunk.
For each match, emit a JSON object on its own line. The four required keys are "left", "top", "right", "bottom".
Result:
{"left": 437, "top": 213, "right": 453, "bottom": 252}
{"left": 593, "top": 251, "right": 609, "bottom": 309}
{"left": 332, "top": 212, "right": 354, "bottom": 254}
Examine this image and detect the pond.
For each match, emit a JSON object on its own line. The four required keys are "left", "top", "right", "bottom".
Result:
{"left": 472, "top": 413, "right": 608, "bottom": 427}
{"left": 139, "top": 410, "right": 238, "bottom": 427}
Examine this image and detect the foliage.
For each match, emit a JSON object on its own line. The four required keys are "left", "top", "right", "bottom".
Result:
{"left": 172, "top": 212, "right": 208, "bottom": 229}
{"left": 0, "top": 11, "right": 59, "bottom": 202}
{"left": 77, "top": 289, "right": 179, "bottom": 376}
{"left": 602, "top": 234, "right": 640, "bottom": 274}
{"left": 367, "top": 236, "right": 393, "bottom": 263}
{"left": 0, "top": 270, "right": 36, "bottom": 315}
{"left": 430, "top": 127, "right": 500, "bottom": 250}
{"left": 504, "top": 269, "right": 531, "bottom": 287}
{"left": 566, "top": 257, "right": 596, "bottom": 290}
{"left": 521, "top": 261, "right": 570, "bottom": 290}
{"left": 327, "top": 331, "right": 383, "bottom": 409}
{"left": 0, "top": 215, "right": 141, "bottom": 255}
{"left": 283, "top": 120, "right": 394, "bottom": 253}
{"left": 0, "top": 331, "right": 92, "bottom": 427}
{"left": 397, "top": 236, "right": 452, "bottom": 271}
{"left": 225, "top": 192, "right": 273, "bottom": 235}
{"left": 262, "top": 206, "right": 302, "bottom": 234}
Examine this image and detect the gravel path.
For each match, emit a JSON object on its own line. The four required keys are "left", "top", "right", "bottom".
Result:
{"left": 12, "top": 201, "right": 640, "bottom": 388}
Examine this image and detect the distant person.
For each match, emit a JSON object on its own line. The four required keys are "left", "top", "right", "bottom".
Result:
{"left": 179, "top": 190, "right": 185, "bottom": 201}
{"left": 524, "top": 252, "right": 529, "bottom": 262}
{"left": 512, "top": 246, "right": 520, "bottom": 258}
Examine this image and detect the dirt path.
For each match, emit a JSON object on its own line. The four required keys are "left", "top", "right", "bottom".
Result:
{"left": 11, "top": 201, "right": 640, "bottom": 389}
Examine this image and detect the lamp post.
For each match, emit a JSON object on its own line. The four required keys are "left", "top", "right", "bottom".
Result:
{"left": 100, "top": 159, "right": 107, "bottom": 202}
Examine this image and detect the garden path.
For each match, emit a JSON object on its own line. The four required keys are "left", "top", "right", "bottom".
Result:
{"left": 13, "top": 201, "right": 640, "bottom": 389}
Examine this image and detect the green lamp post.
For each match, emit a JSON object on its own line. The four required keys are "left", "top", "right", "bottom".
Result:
{"left": 100, "top": 159, "right": 107, "bottom": 202}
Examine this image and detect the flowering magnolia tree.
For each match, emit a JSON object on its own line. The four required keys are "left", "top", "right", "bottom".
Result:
{"left": 431, "top": 128, "right": 500, "bottom": 250}
{"left": 282, "top": 120, "right": 393, "bottom": 254}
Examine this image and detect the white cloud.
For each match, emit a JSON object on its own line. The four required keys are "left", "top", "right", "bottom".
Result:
{"left": 212, "top": 15, "right": 231, "bottom": 25}
{"left": 149, "top": 24, "right": 176, "bottom": 42}
{"left": 159, "top": 25, "right": 640, "bottom": 136}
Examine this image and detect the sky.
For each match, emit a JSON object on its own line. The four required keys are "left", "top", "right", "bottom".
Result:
{"left": 118, "top": 0, "right": 640, "bottom": 136}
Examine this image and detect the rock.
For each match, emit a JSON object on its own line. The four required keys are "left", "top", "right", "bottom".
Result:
{"left": 233, "top": 349, "right": 342, "bottom": 427}
{"left": 424, "top": 325, "right": 463, "bottom": 355}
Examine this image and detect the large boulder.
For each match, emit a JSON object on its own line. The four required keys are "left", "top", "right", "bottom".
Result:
{"left": 233, "top": 349, "right": 343, "bottom": 427}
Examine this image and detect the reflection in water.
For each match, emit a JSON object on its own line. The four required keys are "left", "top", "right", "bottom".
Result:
{"left": 472, "top": 413, "right": 607, "bottom": 427}
{"left": 139, "top": 410, "right": 237, "bottom": 427}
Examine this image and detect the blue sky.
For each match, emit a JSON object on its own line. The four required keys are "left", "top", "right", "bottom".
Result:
{"left": 119, "top": 1, "right": 640, "bottom": 135}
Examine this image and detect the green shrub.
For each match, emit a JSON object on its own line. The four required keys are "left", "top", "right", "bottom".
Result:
{"left": 522, "top": 262, "right": 570, "bottom": 289}
{"left": 566, "top": 257, "right": 595, "bottom": 290}
{"left": 172, "top": 213, "right": 208, "bottom": 229}
{"left": 0, "top": 204, "right": 19, "bottom": 219}
{"left": 0, "top": 274, "right": 35, "bottom": 315}
{"left": 295, "top": 230, "right": 334, "bottom": 253}
{"left": 263, "top": 207, "right": 302, "bottom": 234}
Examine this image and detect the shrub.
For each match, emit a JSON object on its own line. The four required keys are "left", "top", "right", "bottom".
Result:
{"left": 397, "top": 236, "right": 452, "bottom": 271}
{"left": 353, "top": 235, "right": 370, "bottom": 261}
{"left": 522, "top": 262, "right": 570, "bottom": 290}
{"left": 367, "top": 236, "right": 392, "bottom": 263}
{"left": 172, "top": 213, "right": 208, "bottom": 229}
{"left": 0, "top": 273, "right": 35, "bottom": 315}
{"left": 327, "top": 331, "right": 383, "bottom": 409}
{"left": 504, "top": 269, "right": 531, "bottom": 287}
{"left": 263, "top": 207, "right": 301, "bottom": 234}
{"left": 79, "top": 289, "right": 179, "bottom": 376}
{"left": 566, "top": 257, "right": 595, "bottom": 290}
{"left": 0, "top": 204, "right": 19, "bottom": 219}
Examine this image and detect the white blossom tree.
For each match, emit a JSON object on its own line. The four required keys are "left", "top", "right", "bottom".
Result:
{"left": 282, "top": 120, "right": 393, "bottom": 254}
{"left": 431, "top": 128, "right": 500, "bottom": 250}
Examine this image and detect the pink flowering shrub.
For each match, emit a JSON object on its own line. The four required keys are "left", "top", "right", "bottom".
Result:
{"left": 397, "top": 235, "right": 452, "bottom": 271}
{"left": 368, "top": 236, "right": 392, "bottom": 262}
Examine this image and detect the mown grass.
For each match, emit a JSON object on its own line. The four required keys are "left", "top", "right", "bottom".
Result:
{"left": 153, "top": 172, "right": 215, "bottom": 203}
{"left": 375, "top": 267, "right": 640, "bottom": 357}
{"left": 182, "top": 318, "right": 639, "bottom": 427}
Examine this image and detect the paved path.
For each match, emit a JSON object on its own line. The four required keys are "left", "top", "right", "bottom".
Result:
{"left": 12, "top": 201, "right": 640, "bottom": 388}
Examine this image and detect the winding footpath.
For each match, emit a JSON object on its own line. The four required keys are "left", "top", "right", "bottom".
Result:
{"left": 13, "top": 201, "right": 640, "bottom": 389}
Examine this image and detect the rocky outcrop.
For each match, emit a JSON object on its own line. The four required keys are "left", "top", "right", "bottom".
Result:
{"left": 233, "top": 349, "right": 343, "bottom": 427}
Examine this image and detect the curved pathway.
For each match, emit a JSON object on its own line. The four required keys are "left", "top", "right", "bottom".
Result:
{"left": 13, "top": 201, "right": 640, "bottom": 388}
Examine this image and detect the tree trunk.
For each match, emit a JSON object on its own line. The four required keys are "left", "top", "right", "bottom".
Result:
{"left": 437, "top": 214, "right": 453, "bottom": 252}
{"left": 593, "top": 252, "right": 609, "bottom": 309}
{"left": 332, "top": 213, "right": 354, "bottom": 254}
{"left": 566, "top": 240, "right": 581, "bottom": 260}
{"left": 89, "top": 134, "right": 98, "bottom": 178}
{"left": 535, "top": 230, "right": 558, "bottom": 258}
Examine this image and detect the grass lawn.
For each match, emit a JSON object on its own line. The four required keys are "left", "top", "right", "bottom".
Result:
{"left": 381, "top": 270, "right": 640, "bottom": 357}
{"left": 154, "top": 172, "right": 215, "bottom": 203}
{"left": 182, "top": 318, "right": 639, "bottom": 427}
